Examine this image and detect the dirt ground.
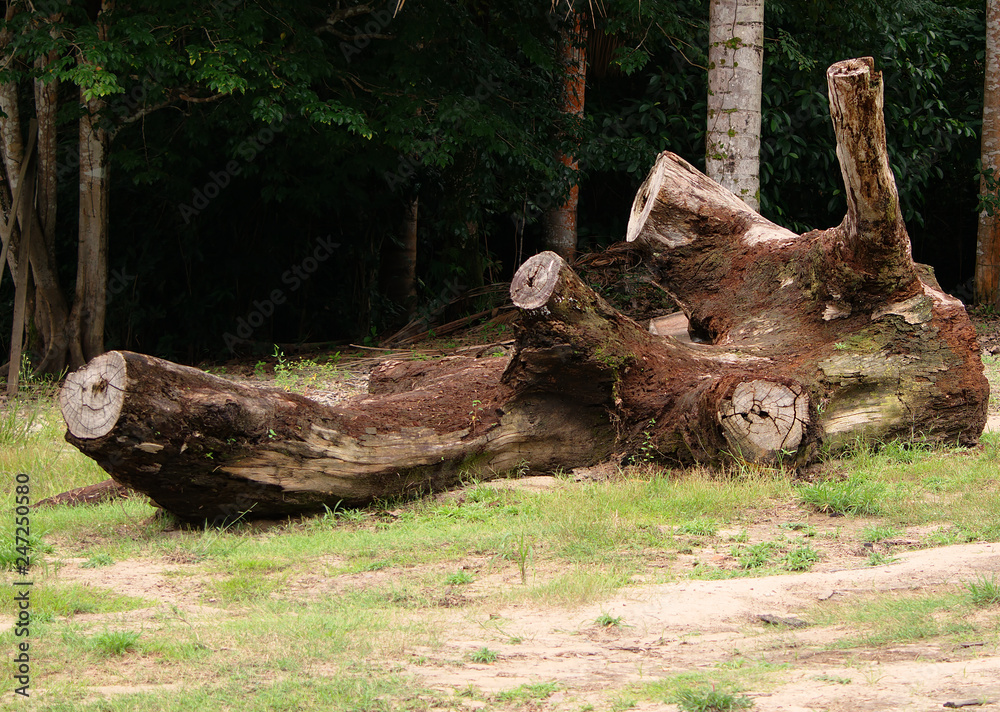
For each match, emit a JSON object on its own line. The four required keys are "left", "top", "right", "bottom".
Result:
{"left": 43, "top": 485, "right": 1000, "bottom": 712}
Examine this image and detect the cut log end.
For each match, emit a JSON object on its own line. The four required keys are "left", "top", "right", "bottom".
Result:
{"left": 510, "top": 251, "right": 564, "bottom": 310}
{"left": 626, "top": 156, "right": 666, "bottom": 244}
{"left": 826, "top": 56, "right": 875, "bottom": 79}
{"left": 718, "top": 380, "right": 809, "bottom": 462}
{"left": 59, "top": 351, "right": 126, "bottom": 439}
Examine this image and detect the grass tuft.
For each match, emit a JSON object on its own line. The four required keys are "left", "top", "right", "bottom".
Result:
{"left": 470, "top": 647, "right": 498, "bottom": 663}
{"left": 672, "top": 686, "right": 754, "bottom": 712}
{"left": 796, "top": 475, "right": 889, "bottom": 516}
{"left": 966, "top": 575, "right": 1000, "bottom": 607}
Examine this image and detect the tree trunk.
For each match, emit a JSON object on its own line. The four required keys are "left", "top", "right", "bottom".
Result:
{"left": 543, "top": 11, "right": 586, "bottom": 261}
{"left": 382, "top": 196, "right": 419, "bottom": 313}
{"left": 706, "top": 0, "right": 764, "bottom": 210}
{"left": 60, "top": 58, "right": 989, "bottom": 521}
{"left": 61, "top": 348, "right": 611, "bottom": 521}
{"left": 976, "top": 0, "right": 1000, "bottom": 308}
{"left": 74, "top": 90, "right": 110, "bottom": 363}
{"left": 0, "top": 3, "right": 78, "bottom": 374}
{"left": 629, "top": 57, "right": 986, "bottom": 448}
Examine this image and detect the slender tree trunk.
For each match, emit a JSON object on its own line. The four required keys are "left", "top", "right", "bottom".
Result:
{"left": 75, "top": 91, "right": 111, "bottom": 363}
{"left": 34, "top": 58, "right": 59, "bottom": 259}
{"left": 543, "top": 11, "right": 586, "bottom": 261}
{"left": 0, "top": 3, "right": 76, "bottom": 373}
{"left": 382, "top": 196, "right": 418, "bottom": 314}
{"left": 73, "top": 1, "right": 115, "bottom": 363}
{"left": 706, "top": 0, "right": 764, "bottom": 210}
{"left": 976, "top": 0, "right": 1000, "bottom": 308}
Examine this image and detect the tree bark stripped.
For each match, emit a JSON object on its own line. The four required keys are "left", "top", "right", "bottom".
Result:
{"left": 706, "top": 0, "right": 764, "bottom": 210}
{"left": 60, "top": 58, "right": 989, "bottom": 521}
{"left": 976, "top": 0, "right": 1000, "bottom": 308}
{"left": 543, "top": 10, "right": 587, "bottom": 261}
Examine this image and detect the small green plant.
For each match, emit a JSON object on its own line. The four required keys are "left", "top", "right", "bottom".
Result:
{"left": 0, "top": 403, "right": 41, "bottom": 446}
{"left": 731, "top": 540, "right": 779, "bottom": 569}
{"left": 496, "top": 682, "right": 558, "bottom": 703}
{"left": 860, "top": 524, "right": 900, "bottom": 543}
{"left": 503, "top": 531, "right": 533, "bottom": 584}
{"left": 865, "top": 550, "right": 898, "bottom": 567}
{"left": 782, "top": 546, "right": 819, "bottom": 572}
{"left": 966, "top": 574, "right": 1000, "bottom": 606}
{"left": 797, "top": 475, "right": 888, "bottom": 516}
{"left": 595, "top": 612, "right": 624, "bottom": 628}
{"left": 470, "top": 647, "right": 498, "bottom": 663}
{"left": 0, "top": 526, "right": 52, "bottom": 571}
{"left": 610, "top": 696, "right": 638, "bottom": 711}
{"left": 445, "top": 570, "right": 474, "bottom": 585}
{"left": 811, "top": 674, "right": 851, "bottom": 684}
{"left": 272, "top": 346, "right": 300, "bottom": 391}
{"left": 90, "top": 629, "right": 141, "bottom": 656}
{"left": 468, "top": 399, "right": 485, "bottom": 427}
{"left": 632, "top": 418, "right": 659, "bottom": 464}
{"left": 778, "top": 521, "right": 816, "bottom": 537}
{"left": 672, "top": 686, "right": 753, "bottom": 712}
{"left": 81, "top": 553, "right": 115, "bottom": 569}
{"left": 678, "top": 519, "right": 718, "bottom": 537}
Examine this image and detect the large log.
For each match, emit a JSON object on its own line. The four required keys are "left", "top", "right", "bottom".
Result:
{"left": 626, "top": 57, "right": 987, "bottom": 448}
{"left": 59, "top": 58, "right": 988, "bottom": 520}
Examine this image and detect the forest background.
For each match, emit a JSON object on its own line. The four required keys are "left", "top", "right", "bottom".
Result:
{"left": 0, "top": 0, "right": 988, "bottom": 368}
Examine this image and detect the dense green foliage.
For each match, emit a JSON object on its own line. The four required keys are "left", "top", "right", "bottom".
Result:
{"left": 0, "top": 0, "right": 988, "bottom": 362}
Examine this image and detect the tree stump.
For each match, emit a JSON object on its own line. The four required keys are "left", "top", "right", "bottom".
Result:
{"left": 60, "top": 58, "right": 988, "bottom": 520}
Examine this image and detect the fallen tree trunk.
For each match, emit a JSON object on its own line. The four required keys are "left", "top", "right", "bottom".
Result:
{"left": 60, "top": 58, "right": 988, "bottom": 520}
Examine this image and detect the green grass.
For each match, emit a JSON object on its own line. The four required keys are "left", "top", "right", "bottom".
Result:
{"left": 81, "top": 552, "right": 115, "bottom": 568}
{"left": 782, "top": 545, "right": 819, "bottom": 572}
{"left": 672, "top": 687, "right": 754, "bottom": 712}
{"left": 445, "top": 570, "right": 474, "bottom": 585}
{"left": 796, "top": 474, "right": 890, "bottom": 516}
{"left": 811, "top": 591, "right": 976, "bottom": 647}
{"left": 495, "top": 681, "right": 559, "bottom": 703}
{"left": 89, "top": 628, "right": 142, "bottom": 656}
{"left": 470, "top": 647, "right": 498, "bottom": 663}
{"left": 731, "top": 540, "right": 780, "bottom": 570}
{"left": 595, "top": 612, "right": 625, "bottom": 627}
{"left": 966, "top": 574, "right": 1000, "bottom": 606}
{"left": 677, "top": 518, "right": 719, "bottom": 536}
{"left": 0, "top": 582, "right": 149, "bottom": 619}
{"left": 860, "top": 524, "right": 901, "bottom": 543}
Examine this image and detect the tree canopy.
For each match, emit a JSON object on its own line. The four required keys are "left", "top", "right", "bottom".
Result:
{"left": 0, "top": 0, "right": 988, "bottom": 365}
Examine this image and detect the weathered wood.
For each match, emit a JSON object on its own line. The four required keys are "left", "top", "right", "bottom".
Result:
{"left": 59, "top": 57, "right": 989, "bottom": 521}
{"left": 60, "top": 348, "right": 612, "bottom": 520}
{"left": 625, "top": 57, "right": 987, "bottom": 449}
{"left": 37, "top": 479, "right": 133, "bottom": 507}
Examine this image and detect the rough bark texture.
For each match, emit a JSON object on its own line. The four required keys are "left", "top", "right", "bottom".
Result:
{"left": 37, "top": 479, "right": 133, "bottom": 508}
{"left": 61, "top": 349, "right": 611, "bottom": 520}
{"left": 60, "top": 58, "right": 988, "bottom": 521}
{"left": 74, "top": 89, "right": 110, "bottom": 364}
{"left": 627, "top": 58, "right": 986, "bottom": 449}
{"left": 0, "top": 3, "right": 78, "bottom": 374}
{"left": 977, "top": 0, "right": 1000, "bottom": 308}
{"left": 706, "top": 0, "right": 764, "bottom": 210}
{"left": 543, "top": 11, "right": 586, "bottom": 261}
